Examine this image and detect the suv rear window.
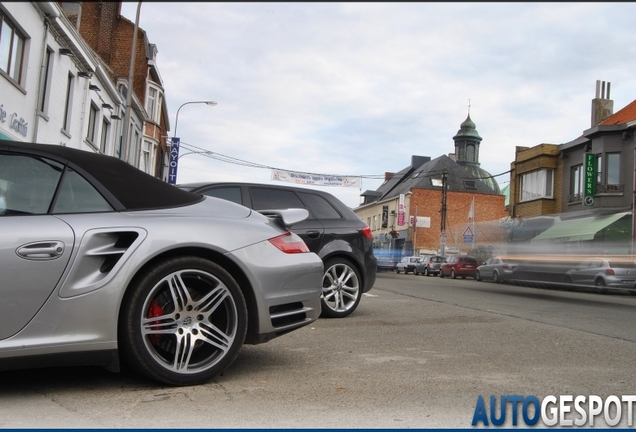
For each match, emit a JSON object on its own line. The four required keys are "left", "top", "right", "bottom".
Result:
{"left": 298, "top": 192, "right": 342, "bottom": 219}
{"left": 202, "top": 187, "right": 242, "bottom": 205}
{"left": 251, "top": 188, "right": 305, "bottom": 211}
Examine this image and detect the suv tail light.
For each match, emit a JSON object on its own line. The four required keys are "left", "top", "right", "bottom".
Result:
{"left": 269, "top": 232, "right": 310, "bottom": 253}
{"left": 361, "top": 226, "right": 373, "bottom": 239}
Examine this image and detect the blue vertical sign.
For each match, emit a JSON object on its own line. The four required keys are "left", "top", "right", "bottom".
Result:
{"left": 168, "top": 137, "right": 180, "bottom": 184}
{"left": 583, "top": 152, "right": 595, "bottom": 207}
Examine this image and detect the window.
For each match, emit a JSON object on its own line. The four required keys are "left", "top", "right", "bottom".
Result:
{"left": 52, "top": 168, "right": 112, "bottom": 214}
{"left": 0, "top": 153, "right": 63, "bottom": 216}
{"left": 607, "top": 153, "right": 620, "bottom": 185}
{"left": 466, "top": 144, "right": 475, "bottom": 162}
{"left": 86, "top": 103, "right": 99, "bottom": 144}
{"left": 596, "top": 154, "right": 602, "bottom": 184}
{"left": 520, "top": 169, "right": 553, "bottom": 202}
{"left": 570, "top": 165, "right": 583, "bottom": 201}
{"left": 0, "top": 153, "right": 112, "bottom": 216}
{"left": 298, "top": 192, "right": 342, "bottom": 219}
{"left": 250, "top": 188, "right": 305, "bottom": 212}
{"left": 0, "top": 11, "right": 25, "bottom": 84}
{"left": 146, "top": 86, "right": 162, "bottom": 123}
{"left": 62, "top": 73, "right": 74, "bottom": 133}
{"left": 38, "top": 48, "right": 53, "bottom": 115}
{"left": 463, "top": 180, "right": 477, "bottom": 189}
{"left": 140, "top": 140, "right": 154, "bottom": 173}
{"left": 202, "top": 187, "right": 243, "bottom": 205}
{"left": 117, "top": 83, "right": 127, "bottom": 98}
{"left": 100, "top": 117, "right": 110, "bottom": 153}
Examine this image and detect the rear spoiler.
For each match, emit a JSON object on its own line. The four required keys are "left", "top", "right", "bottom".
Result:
{"left": 257, "top": 208, "right": 309, "bottom": 229}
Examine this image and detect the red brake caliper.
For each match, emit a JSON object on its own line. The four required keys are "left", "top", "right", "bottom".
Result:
{"left": 147, "top": 300, "right": 164, "bottom": 345}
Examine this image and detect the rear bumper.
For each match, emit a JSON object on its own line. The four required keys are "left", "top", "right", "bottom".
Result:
{"left": 363, "top": 255, "right": 377, "bottom": 292}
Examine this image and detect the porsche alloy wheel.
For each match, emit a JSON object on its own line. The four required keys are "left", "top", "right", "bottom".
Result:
{"left": 321, "top": 258, "right": 361, "bottom": 318}
{"left": 120, "top": 256, "right": 247, "bottom": 386}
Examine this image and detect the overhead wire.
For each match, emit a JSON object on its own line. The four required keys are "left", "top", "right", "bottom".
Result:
{"left": 177, "top": 141, "right": 511, "bottom": 182}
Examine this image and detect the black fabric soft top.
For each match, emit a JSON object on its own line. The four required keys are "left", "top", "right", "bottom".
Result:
{"left": 0, "top": 140, "right": 203, "bottom": 211}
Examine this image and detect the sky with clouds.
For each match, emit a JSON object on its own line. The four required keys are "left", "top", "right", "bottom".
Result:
{"left": 120, "top": 2, "right": 636, "bottom": 208}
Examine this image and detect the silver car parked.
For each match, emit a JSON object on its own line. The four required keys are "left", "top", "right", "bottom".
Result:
{"left": 475, "top": 256, "right": 518, "bottom": 283}
{"left": 0, "top": 140, "right": 323, "bottom": 386}
{"left": 564, "top": 257, "right": 636, "bottom": 294}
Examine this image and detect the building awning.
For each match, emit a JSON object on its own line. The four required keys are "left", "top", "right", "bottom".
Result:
{"left": 530, "top": 212, "right": 630, "bottom": 243}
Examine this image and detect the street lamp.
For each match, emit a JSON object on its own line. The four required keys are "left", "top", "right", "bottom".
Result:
{"left": 167, "top": 100, "right": 217, "bottom": 184}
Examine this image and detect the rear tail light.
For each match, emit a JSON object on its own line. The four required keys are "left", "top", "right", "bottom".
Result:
{"left": 269, "top": 232, "right": 310, "bottom": 254}
{"left": 502, "top": 264, "right": 509, "bottom": 269}
{"left": 605, "top": 268, "right": 615, "bottom": 276}
{"left": 361, "top": 226, "right": 373, "bottom": 239}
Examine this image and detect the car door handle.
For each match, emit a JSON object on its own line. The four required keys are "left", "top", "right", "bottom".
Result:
{"left": 16, "top": 241, "right": 65, "bottom": 260}
{"left": 306, "top": 230, "right": 321, "bottom": 239}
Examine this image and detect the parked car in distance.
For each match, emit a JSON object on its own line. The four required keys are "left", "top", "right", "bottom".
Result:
{"left": 439, "top": 255, "right": 478, "bottom": 279}
{"left": 375, "top": 249, "right": 400, "bottom": 271}
{"left": 564, "top": 257, "right": 636, "bottom": 294}
{"left": 396, "top": 256, "right": 423, "bottom": 274}
{"left": 415, "top": 255, "right": 445, "bottom": 276}
{"left": 475, "top": 256, "right": 518, "bottom": 283}
{"left": 178, "top": 181, "right": 377, "bottom": 318}
{"left": 0, "top": 140, "right": 323, "bottom": 386}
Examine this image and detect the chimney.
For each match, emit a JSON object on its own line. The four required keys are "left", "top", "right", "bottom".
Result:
{"left": 411, "top": 155, "right": 431, "bottom": 169}
{"left": 385, "top": 172, "right": 394, "bottom": 181}
{"left": 591, "top": 80, "right": 614, "bottom": 126}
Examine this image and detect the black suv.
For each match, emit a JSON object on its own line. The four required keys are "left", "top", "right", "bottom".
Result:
{"left": 178, "top": 182, "right": 377, "bottom": 318}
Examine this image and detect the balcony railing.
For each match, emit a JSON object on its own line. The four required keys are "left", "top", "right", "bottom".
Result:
{"left": 568, "top": 184, "right": 624, "bottom": 202}
{"left": 596, "top": 183, "right": 624, "bottom": 194}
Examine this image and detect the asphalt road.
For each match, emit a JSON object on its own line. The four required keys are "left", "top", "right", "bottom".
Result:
{"left": 2, "top": 271, "right": 636, "bottom": 428}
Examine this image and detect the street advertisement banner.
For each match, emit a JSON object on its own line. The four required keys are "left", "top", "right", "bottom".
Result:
{"left": 271, "top": 169, "right": 360, "bottom": 187}
{"left": 398, "top": 194, "right": 405, "bottom": 226}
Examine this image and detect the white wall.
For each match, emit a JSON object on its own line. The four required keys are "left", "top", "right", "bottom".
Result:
{"left": 0, "top": 2, "right": 140, "bottom": 159}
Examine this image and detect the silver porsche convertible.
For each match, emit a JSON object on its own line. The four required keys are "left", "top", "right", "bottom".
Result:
{"left": 0, "top": 140, "right": 323, "bottom": 386}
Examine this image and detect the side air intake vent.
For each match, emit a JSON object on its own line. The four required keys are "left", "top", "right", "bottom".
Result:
{"left": 59, "top": 228, "right": 146, "bottom": 298}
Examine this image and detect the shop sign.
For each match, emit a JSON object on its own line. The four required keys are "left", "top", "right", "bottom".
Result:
{"left": 584, "top": 152, "right": 595, "bottom": 207}
{"left": 0, "top": 104, "right": 28, "bottom": 137}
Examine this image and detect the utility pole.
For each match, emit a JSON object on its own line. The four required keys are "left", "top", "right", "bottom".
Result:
{"left": 440, "top": 169, "right": 448, "bottom": 257}
{"left": 413, "top": 205, "right": 418, "bottom": 256}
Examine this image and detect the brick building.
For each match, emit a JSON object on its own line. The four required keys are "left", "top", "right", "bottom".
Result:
{"left": 60, "top": 1, "right": 170, "bottom": 178}
{"left": 355, "top": 114, "right": 508, "bottom": 259}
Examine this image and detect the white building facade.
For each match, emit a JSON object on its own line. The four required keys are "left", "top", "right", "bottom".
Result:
{"left": 0, "top": 2, "right": 144, "bottom": 160}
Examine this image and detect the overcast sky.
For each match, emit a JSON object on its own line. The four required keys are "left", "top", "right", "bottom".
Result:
{"left": 120, "top": 2, "right": 636, "bottom": 208}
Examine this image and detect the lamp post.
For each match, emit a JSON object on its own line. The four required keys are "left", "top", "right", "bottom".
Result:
{"left": 168, "top": 100, "right": 217, "bottom": 185}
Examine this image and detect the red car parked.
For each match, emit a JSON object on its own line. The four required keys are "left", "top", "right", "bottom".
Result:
{"left": 439, "top": 255, "right": 479, "bottom": 279}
